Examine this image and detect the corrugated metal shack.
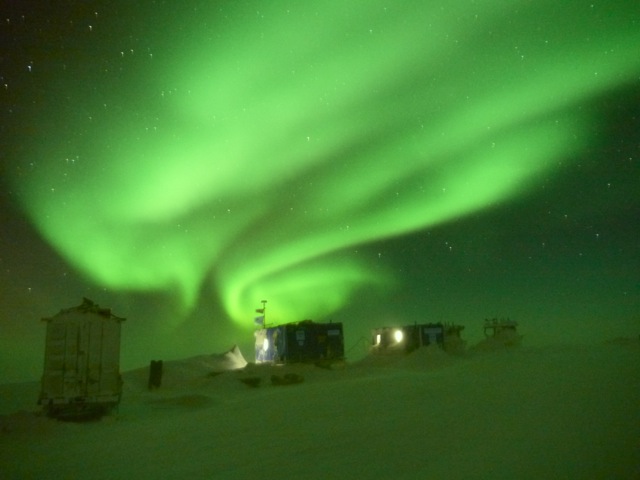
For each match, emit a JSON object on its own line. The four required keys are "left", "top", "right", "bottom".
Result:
{"left": 38, "top": 298, "right": 125, "bottom": 419}
{"left": 255, "top": 320, "right": 344, "bottom": 364}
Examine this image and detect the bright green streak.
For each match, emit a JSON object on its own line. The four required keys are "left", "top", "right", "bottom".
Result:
{"left": 13, "top": 1, "right": 640, "bottom": 326}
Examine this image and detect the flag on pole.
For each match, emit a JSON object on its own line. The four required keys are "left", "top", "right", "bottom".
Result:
{"left": 254, "top": 315, "right": 265, "bottom": 326}
{"left": 255, "top": 308, "right": 265, "bottom": 314}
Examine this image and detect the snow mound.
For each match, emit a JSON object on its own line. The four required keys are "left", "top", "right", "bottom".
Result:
{"left": 354, "top": 345, "right": 459, "bottom": 371}
{"left": 394, "top": 344, "right": 459, "bottom": 370}
{"left": 470, "top": 334, "right": 523, "bottom": 351}
{"left": 123, "top": 345, "right": 247, "bottom": 392}
{"left": 233, "top": 360, "right": 340, "bottom": 387}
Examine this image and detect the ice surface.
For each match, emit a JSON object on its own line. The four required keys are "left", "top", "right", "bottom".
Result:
{"left": 1, "top": 341, "right": 638, "bottom": 479}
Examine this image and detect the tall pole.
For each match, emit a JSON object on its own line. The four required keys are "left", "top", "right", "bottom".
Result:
{"left": 261, "top": 299, "right": 267, "bottom": 327}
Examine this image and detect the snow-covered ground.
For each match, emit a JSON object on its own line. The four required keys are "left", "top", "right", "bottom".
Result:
{"left": 1, "top": 340, "right": 638, "bottom": 479}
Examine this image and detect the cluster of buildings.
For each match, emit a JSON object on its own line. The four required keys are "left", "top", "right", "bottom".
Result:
{"left": 253, "top": 310, "right": 521, "bottom": 363}
{"left": 37, "top": 299, "right": 521, "bottom": 419}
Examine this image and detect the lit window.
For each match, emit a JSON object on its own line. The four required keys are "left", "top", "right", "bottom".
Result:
{"left": 394, "top": 329, "right": 404, "bottom": 343}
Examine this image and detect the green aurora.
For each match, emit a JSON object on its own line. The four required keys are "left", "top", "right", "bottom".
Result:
{"left": 9, "top": 1, "right": 640, "bottom": 327}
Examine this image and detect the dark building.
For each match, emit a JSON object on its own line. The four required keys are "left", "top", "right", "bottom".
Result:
{"left": 371, "top": 322, "right": 465, "bottom": 354}
{"left": 255, "top": 320, "right": 344, "bottom": 364}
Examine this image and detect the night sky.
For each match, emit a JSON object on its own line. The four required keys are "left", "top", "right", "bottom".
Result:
{"left": 1, "top": 1, "right": 639, "bottom": 382}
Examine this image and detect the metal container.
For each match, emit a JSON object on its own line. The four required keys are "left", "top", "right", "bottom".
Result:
{"left": 38, "top": 298, "right": 125, "bottom": 419}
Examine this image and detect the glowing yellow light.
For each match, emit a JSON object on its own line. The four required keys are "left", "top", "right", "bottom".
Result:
{"left": 375, "top": 333, "right": 381, "bottom": 345}
{"left": 394, "top": 329, "right": 404, "bottom": 343}
{"left": 262, "top": 337, "right": 269, "bottom": 352}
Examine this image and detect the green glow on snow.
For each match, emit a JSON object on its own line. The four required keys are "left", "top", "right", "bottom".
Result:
{"left": 12, "top": 1, "right": 640, "bottom": 326}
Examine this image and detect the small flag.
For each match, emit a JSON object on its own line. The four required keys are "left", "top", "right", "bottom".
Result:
{"left": 254, "top": 315, "right": 264, "bottom": 325}
{"left": 255, "top": 308, "right": 265, "bottom": 314}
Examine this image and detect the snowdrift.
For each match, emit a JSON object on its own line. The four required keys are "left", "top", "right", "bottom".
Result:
{"left": 1, "top": 340, "right": 638, "bottom": 479}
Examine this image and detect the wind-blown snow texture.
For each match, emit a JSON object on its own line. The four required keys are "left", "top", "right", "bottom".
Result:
{"left": 1, "top": 342, "right": 639, "bottom": 479}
